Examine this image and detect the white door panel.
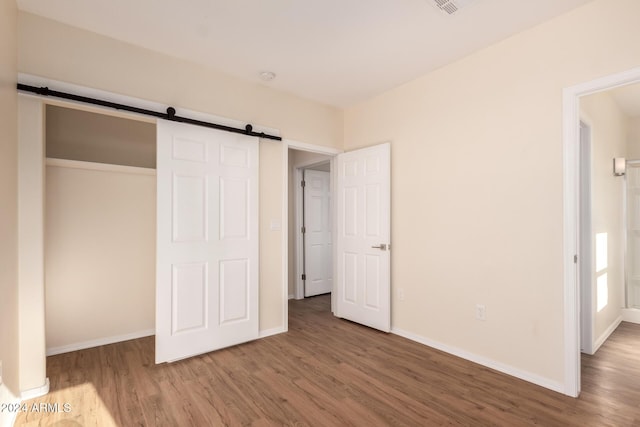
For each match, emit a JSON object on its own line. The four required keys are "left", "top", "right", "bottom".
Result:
{"left": 304, "top": 170, "right": 333, "bottom": 297}
{"left": 336, "top": 143, "right": 390, "bottom": 332}
{"left": 156, "top": 120, "right": 258, "bottom": 363}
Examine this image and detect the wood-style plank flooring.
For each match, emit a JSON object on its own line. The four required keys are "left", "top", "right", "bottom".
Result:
{"left": 15, "top": 295, "right": 640, "bottom": 426}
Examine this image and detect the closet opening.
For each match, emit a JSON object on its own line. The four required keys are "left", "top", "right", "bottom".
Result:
{"left": 44, "top": 104, "right": 157, "bottom": 356}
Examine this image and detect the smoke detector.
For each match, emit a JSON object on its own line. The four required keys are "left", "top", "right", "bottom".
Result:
{"left": 259, "top": 71, "right": 276, "bottom": 82}
{"left": 430, "top": 0, "right": 477, "bottom": 15}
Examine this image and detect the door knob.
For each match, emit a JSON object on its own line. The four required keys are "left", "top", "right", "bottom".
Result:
{"left": 371, "top": 244, "right": 388, "bottom": 251}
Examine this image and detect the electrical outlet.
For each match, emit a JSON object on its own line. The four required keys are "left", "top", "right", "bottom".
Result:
{"left": 475, "top": 304, "right": 486, "bottom": 321}
{"left": 398, "top": 288, "right": 405, "bottom": 301}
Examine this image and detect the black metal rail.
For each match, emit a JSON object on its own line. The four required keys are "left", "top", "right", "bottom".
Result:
{"left": 17, "top": 83, "right": 282, "bottom": 141}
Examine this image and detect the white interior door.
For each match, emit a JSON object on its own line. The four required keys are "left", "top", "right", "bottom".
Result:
{"left": 627, "top": 164, "right": 640, "bottom": 308}
{"left": 336, "top": 143, "right": 390, "bottom": 332}
{"left": 156, "top": 120, "right": 259, "bottom": 363}
{"left": 304, "top": 169, "right": 333, "bottom": 297}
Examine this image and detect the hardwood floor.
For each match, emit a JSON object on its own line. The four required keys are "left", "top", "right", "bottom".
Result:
{"left": 15, "top": 295, "right": 640, "bottom": 426}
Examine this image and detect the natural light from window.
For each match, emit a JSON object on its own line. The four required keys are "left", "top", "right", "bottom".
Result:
{"left": 597, "top": 273, "right": 609, "bottom": 312}
{"left": 17, "top": 382, "right": 117, "bottom": 426}
{"left": 595, "top": 233, "right": 608, "bottom": 273}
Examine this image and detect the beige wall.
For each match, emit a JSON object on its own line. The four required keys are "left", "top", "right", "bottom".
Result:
{"left": 0, "top": 0, "right": 19, "bottom": 408}
{"left": 627, "top": 116, "right": 640, "bottom": 158}
{"left": 45, "top": 162, "right": 156, "bottom": 351}
{"left": 344, "top": 0, "right": 640, "bottom": 385}
{"left": 18, "top": 12, "right": 343, "bottom": 150}
{"left": 18, "top": 12, "right": 343, "bottom": 340}
{"left": 259, "top": 140, "right": 286, "bottom": 331}
{"left": 46, "top": 105, "right": 156, "bottom": 168}
{"left": 580, "top": 91, "right": 627, "bottom": 348}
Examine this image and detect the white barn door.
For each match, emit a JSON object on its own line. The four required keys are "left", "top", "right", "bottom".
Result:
{"left": 156, "top": 120, "right": 259, "bottom": 363}
{"left": 336, "top": 143, "right": 391, "bottom": 332}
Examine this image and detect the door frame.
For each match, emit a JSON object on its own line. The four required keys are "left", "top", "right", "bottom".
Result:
{"left": 284, "top": 140, "right": 342, "bottom": 320}
{"left": 578, "top": 120, "right": 594, "bottom": 355}
{"left": 624, "top": 160, "right": 640, "bottom": 310}
{"left": 563, "top": 65, "right": 640, "bottom": 397}
{"left": 623, "top": 161, "right": 640, "bottom": 320}
{"left": 294, "top": 160, "right": 332, "bottom": 300}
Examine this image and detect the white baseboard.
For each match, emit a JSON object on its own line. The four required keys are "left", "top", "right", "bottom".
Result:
{"left": 259, "top": 326, "right": 286, "bottom": 339}
{"left": 622, "top": 308, "right": 640, "bottom": 324}
{"left": 592, "top": 315, "right": 623, "bottom": 354}
{"left": 0, "top": 383, "right": 20, "bottom": 427}
{"left": 288, "top": 294, "right": 295, "bottom": 300}
{"left": 391, "top": 327, "right": 564, "bottom": 394}
{"left": 46, "top": 329, "right": 155, "bottom": 356}
{"left": 21, "top": 378, "right": 49, "bottom": 401}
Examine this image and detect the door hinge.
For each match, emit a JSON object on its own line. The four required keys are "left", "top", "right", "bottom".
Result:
{"left": 574, "top": 254, "right": 578, "bottom": 264}
{"left": 301, "top": 180, "right": 306, "bottom": 187}
{"left": 301, "top": 226, "right": 306, "bottom": 234}
{"left": 302, "top": 274, "right": 306, "bottom": 281}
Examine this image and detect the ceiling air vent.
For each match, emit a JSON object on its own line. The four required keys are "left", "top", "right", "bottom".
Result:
{"left": 431, "top": 0, "right": 477, "bottom": 15}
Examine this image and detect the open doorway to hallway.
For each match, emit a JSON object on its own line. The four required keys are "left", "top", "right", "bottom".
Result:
{"left": 288, "top": 148, "right": 334, "bottom": 309}
{"left": 578, "top": 82, "right": 640, "bottom": 358}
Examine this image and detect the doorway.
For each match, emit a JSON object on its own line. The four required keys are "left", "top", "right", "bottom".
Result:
{"left": 564, "top": 66, "right": 640, "bottom": 397}
{"left": 625, "top": 162, "right": 640, "bottom": 315}
{"left": 288, "top": 148, "right": 334, "bottom": 305}
{"left": 286, "top": 142, "right": 392, "bottom": 334}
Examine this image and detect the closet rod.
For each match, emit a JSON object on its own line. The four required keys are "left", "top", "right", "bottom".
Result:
{"left": 17, "top": 83, "right": 282, "bottom": 141}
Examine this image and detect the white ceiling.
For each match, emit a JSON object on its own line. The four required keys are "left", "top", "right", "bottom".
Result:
{"left": 17, "top": 0, "right": 593, "bottom": 107}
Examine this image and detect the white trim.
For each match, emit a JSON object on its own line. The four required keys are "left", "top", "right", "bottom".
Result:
{"left": 281, "top": 141, "right": 290, "bottom": 333}
{"left": 19, "top": 73, "right": 280, "bottom": 138}
{"left": 0, "top": 383, "right": 20, "bottom": 427}
{"left": 592, "top": 315, "right": 622, "bottom": 354}
{"left": 392, "top": 328, "right": 564, "bottom": 394}
{"left": 46, "top": 158, "right": 156, "bottom": 176}
{"left": 259, "top": 326, "right": 287, "bottom": 339}
{"left": 294, "top": 166, "right": 304, "bottom": 300}
{"left": 287, "top": 139, "right": 342, "bottom": 155}
{"left": 288, "top": 294, "right": 295, "bottom": 300}
{"left": 622, "top": 308, "right": 640, "bottom": 324}
{"left": 46, "top": 329, "right": 155, "bottom": 356}
{"left": 20, "top": 378, "right": 49, "bottom": 401}
{"left": 330, "top": 156, "right": 338, "bottom": 314}
{"left": 563, "top": 65, "right": 640, "bottom": 398}
{"left": 0, "top": 410, "right": 17, "bottom": 427}
{"left": 18, "top": 96, "right": 47, "bottom": 394}
{"left": 578, "top": 121, "right": 593, "bottom": 355}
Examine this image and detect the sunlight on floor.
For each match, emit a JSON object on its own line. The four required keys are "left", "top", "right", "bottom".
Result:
{"left": 15, "top": 382, "right": 117, "bottom": 427}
